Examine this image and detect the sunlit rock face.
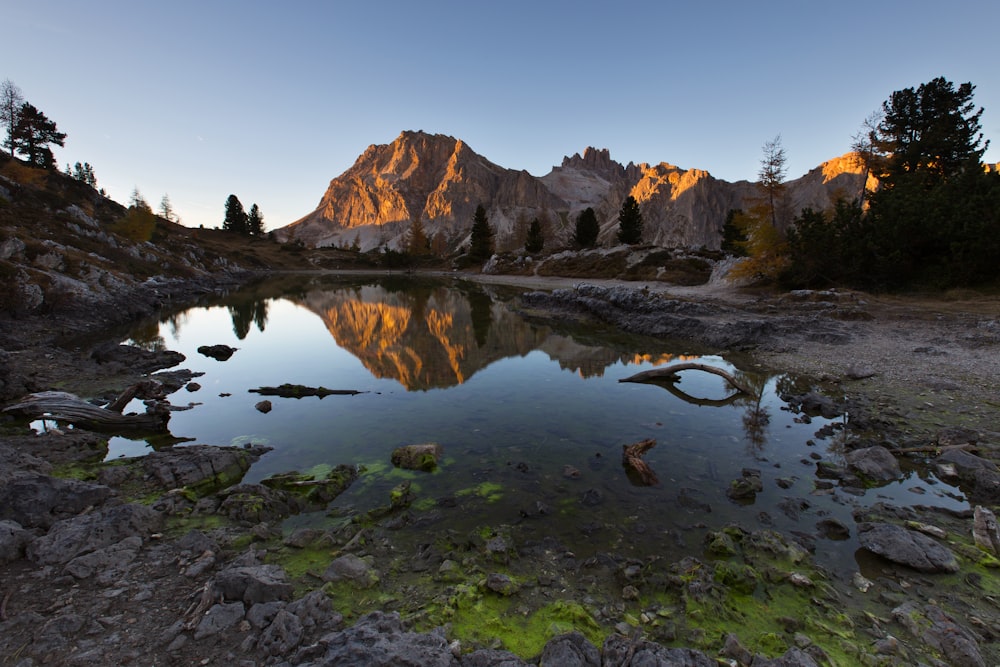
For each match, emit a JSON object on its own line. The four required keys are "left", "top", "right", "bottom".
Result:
{"left": 278, "top": 130, "right": 870, "bottom": 251}
{"left": 296, "top": 284, "right": 548, "bottom": 390}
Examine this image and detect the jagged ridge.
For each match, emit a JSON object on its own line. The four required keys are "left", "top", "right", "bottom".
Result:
{"left": 277, "top": 131, "right": 871, "bottom": 252}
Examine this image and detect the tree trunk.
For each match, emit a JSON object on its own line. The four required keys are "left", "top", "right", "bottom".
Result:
{"left": 622, "top": 438, "right": 659, "bottom": 486}
{"left": 619, "top": 362, "right": 754, "bottom": 396}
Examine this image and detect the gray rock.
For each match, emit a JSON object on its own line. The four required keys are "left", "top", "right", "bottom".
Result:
{"left": 63, "top": 535, "right": 142, "bottom": 581}
{"left": 601, "top": 633, "right": 716, "bottom": 666}
{"left": 27, "top": 503, "right": 162, "bottom": 566}
{"left": 246, "top": 600, "right": 285, "bottom": 630}
{"left": 857, "top": 522, "right": 959, "bottom": 573}
{"left": 845, "top": 445, "right": 901, "bottom": 482}
{"left": 749, "top": 647, "right": 821, "bottom": 666}
{"left": 193, "top": 601, "right": 245, "bottom": 640}
{"left": 287, "top": 589, "right": 341, "bottom": 632}
{"left": 0, "top": 473, "right": 113, "bottom": 529}
{"left": 255, "top": 400, "right": 272, "bottom": 413}
{"left": 0, "top": 519, "right": 32, "bottom": 563}
{"left": 142, "top": 444, "right": 270, "bottom": 492}
{"left": 257, "top": 609, "right": 303, "bottom": 657}
{"left": 485, "top": 573, "right": 519, "bottom": 596}
{"left": 218, "top": 483, "right": 300, "bottom": 524}
{"left": 539, "top": 631, "right": 599, "bottom": 666}
{"left": 972, "top": 505, "right": 1000, "bottom": 556}
{"left": 322, "top": 553, "right": 379, "bottom": 588}
{"left": 211, "top": 564, "right": 293, "bottom": 605}
{"left": 314, "top": 611, "right": 458, "bottom": 666}
{"left": 892, "top": 602, "right": 985, "bottom": 667}
{"left": 0, "top": 444, "right": 52, "bottom": 482}
{"left": 461, "top": 649, "right": 529, "bottom": 666}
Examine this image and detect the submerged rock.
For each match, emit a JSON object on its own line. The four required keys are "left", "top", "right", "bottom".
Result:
{"left": 857, "top": 522, "right": 959, "bottom": 573}
{"left": 391, "top": 443, "right": 443, "bottom": 472}
{"left": 845, "top": 445, "right": 901, "bottom": 482}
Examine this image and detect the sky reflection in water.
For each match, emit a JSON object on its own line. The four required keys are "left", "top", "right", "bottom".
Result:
{"left": 114, "top": 277, "right": 968, "bottom": 571}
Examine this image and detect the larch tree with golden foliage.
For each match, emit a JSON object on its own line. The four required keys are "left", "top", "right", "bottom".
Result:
{"left": 729, "top": 135, "right": 791, "bottom": 282}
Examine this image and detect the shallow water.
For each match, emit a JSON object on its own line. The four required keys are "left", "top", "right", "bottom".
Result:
{"left": 113, "top": 275, "right": 968, "bottom": 574}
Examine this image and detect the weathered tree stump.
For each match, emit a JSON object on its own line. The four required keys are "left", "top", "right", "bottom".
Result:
{"left": 622, "top": 438, "right": 659, "bottom": 486}
{"left": 619, "top": 362, "right": 754, "bottom": 396}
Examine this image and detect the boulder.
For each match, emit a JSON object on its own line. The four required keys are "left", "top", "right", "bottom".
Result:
{"left": 218, "top": 483, "right": 301, "bottom": 524}
{"left": 0, "top": 474, "right": 113, "bottom": 529}
{"left": 602, "top": 634, "right": 716, "bottom": 666}
{"left": 892, "top": 602, "right": 986, "bottom": 667}
{"left": 0, "top": 519, "right": 32, "bottom": 563}
{"left": 845, "top": 445, "right": 901, "bottom": 482}
{"left": 91, "top": 342, "right": 185, "bottom": 372}
{"left": 257, "top": 609, "right": 303, "bottom": 657}
{"left": 193, "top": 601, "right": 245, "bottom": 640}
{"left": 857, "top": 522, "right": 959, "bottom": 573}
{"left": 27, "top": 503, "right": 162, "bottom": 566}
{"left": 141, "top": 444, "right": 270, "bottom": 494}
{"left": 210, "top": 564, "right": 293, "bottom": 605}
{"left": 391, "top": 443, "right": 443, "bottom": 472}
{"left": 63, "top": 534, "right": 143, "bottom": 581}
{"left": 539, "top": 631, "right": 600, "bottom": 666}
{"left": 312, "top": 611, "right": 459, "bottom": 666}
{"left": 323, "top": 553, "right": 380, "bottom": 588}
{"left": 972, "top": 506, "right": 1000, "bottom": 556}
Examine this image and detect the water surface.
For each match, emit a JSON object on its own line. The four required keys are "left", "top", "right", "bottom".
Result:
{"left": 116, "top": 275, "right": 967, "bottom": 573}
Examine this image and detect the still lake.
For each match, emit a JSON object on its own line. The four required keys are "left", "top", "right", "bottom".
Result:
{"left": 114, "top": 274, "right": 966, "bottom": 574}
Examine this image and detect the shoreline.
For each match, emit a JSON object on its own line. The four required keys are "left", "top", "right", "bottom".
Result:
{"left": 2, "top": 270, "right": 999, "bottom": 665}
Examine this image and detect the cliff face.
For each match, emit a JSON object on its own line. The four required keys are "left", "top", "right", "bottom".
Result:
{"left": 277, "top": 130, "right": 870, "bottom": 252}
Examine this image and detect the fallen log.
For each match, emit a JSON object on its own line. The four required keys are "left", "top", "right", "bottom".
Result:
{"left": 249, "top": 384, "right": 365, "bottom": 398}
{"left": 619, "top": 362, "right": 754, "bottom": 396}
{"left": 3, "top": 390, "right": 170, "bottom": 431}
{"left": 622, "top": 438, "right": 659, "bottom": 486}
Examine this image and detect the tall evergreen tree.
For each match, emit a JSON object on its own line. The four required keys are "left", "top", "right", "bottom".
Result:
{"left": 524, "top": 217, "right": 544, "bottom": 254}
{"left": 223, "top": 194, "right": 248, "bottom": 234}
{"left": 246, "top": 203, "right": 264, "bottom": 236}
{"left": 406, "top": 216, "right": 429, "bottom": 254}
{"left": 10, "top": 102, "right": 66, "bottom": 168}
{"left": 574, "top": 207, "right": 599, "bottom": 248}
{"left": 159, "top": 194, "right": 176, "bottom": 223}
{"left": 616, "top": 196, "right": 643, "bottom": 245}
{"left": 469, "top": 204, "right": 494, "bottom": 261}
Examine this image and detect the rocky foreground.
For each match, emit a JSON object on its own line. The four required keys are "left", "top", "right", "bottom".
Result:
{"left": 2, "top": 279, "right": 1000, "bottom": 666}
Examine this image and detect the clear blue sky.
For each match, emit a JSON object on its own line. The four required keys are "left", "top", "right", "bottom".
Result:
{"left": 6, "top": 1, "right": 999, "bottom": 231}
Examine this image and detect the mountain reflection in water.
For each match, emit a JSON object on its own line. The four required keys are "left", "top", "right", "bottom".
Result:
{"left": 110, "top": 276, "right": 968, "bottom": 582}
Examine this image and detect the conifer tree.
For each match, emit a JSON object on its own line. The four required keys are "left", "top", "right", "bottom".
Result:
{"left": 406, "top": 216, "right": 429, "bottom": 254}
{"left": 616, "top": 196, "right": 643, "bottom": 245}
{"left": 223, "top": 194, "right": 248, "bottom": 234}
{"left": 1, "top": 79, "right": 24, "bottom": 158}
{"left": 10, "top": 102, "right": 65, "bottom": 168}
{"left": 574, "top": 207, "right": 599, "bottom": 248}
{"left": 524, "top": 218, "right": 544, "bottom": 254}
{"left": 469, "top": 204, "right": 494, "bottom": 261}
{"left": 247, "top": 203, "right": 264, "bottom": 236}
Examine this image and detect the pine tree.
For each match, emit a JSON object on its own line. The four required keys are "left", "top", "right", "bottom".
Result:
{"left": 247, "top": 203, "right": 264, "bottom": 236}
{"left": 759, "top": 135, "right": 787, "bottom": 228}
{"left": 469, "top": 204, "right": 494, "bottom": 261}
{"left": 616, "top": 196, "right": 643, "bottom": 245}
{"left": 406, "top": 217, "right": 429, "bottom": 254}
{"left": 10, "top": 102, "right": 66, "bottom": 168}
{"left": 524, "top": 218, "right": 544, "bottom": 254}
{"left": 223, "top": 195, "right": 248, "bottom": 234}
{"left": 574, "top": 207, "right": 599, "bottom": 248}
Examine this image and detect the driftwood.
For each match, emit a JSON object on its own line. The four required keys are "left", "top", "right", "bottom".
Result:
{"left": 249, "top": 384, "right": 365, "bottom": 399}
{"left": 619, "top": 362, "right": 754, "bottom": 396}
{"left": 3, "top": 389, "right": 170, "bottom": 431}
{"left": 622, "top": 438, "right": 659, "bottom": 486}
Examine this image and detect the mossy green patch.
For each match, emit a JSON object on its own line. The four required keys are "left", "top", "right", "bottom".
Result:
{"left": 457, "top": 481, "right": 504, "bottom": 503}
{"left": 445, "top": 592, "right": 604, "bottom": 657}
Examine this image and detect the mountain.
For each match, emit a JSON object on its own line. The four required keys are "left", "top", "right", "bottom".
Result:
{"left": 277, "top": 131, "right": 871, "bottom": 252}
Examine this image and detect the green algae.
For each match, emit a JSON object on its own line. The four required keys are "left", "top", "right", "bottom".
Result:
{"left": 456, "top": 481, "right": 504, "bottom": 503}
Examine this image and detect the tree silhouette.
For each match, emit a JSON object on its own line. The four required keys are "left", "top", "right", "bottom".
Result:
{"left": 524, "top": 218, "right": 544, "bottom": 254}
{"left": 616, "top": 196, "right": 643, "bottom": 245}
{"left": 574, "top": 207, "right": 599, "bottom": 248}
{"left": 10, "top": 103, "right": 65, "bottom": 168}
{"left": 223, "top": 195, "right": 248, "bottom": 234}
{"left": 469, "top": 204, "right": 494, "bottom": 261}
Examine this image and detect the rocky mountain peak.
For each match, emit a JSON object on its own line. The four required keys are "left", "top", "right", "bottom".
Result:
{"left": 278, "top": 133, "right": 872, "bottom": 252}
